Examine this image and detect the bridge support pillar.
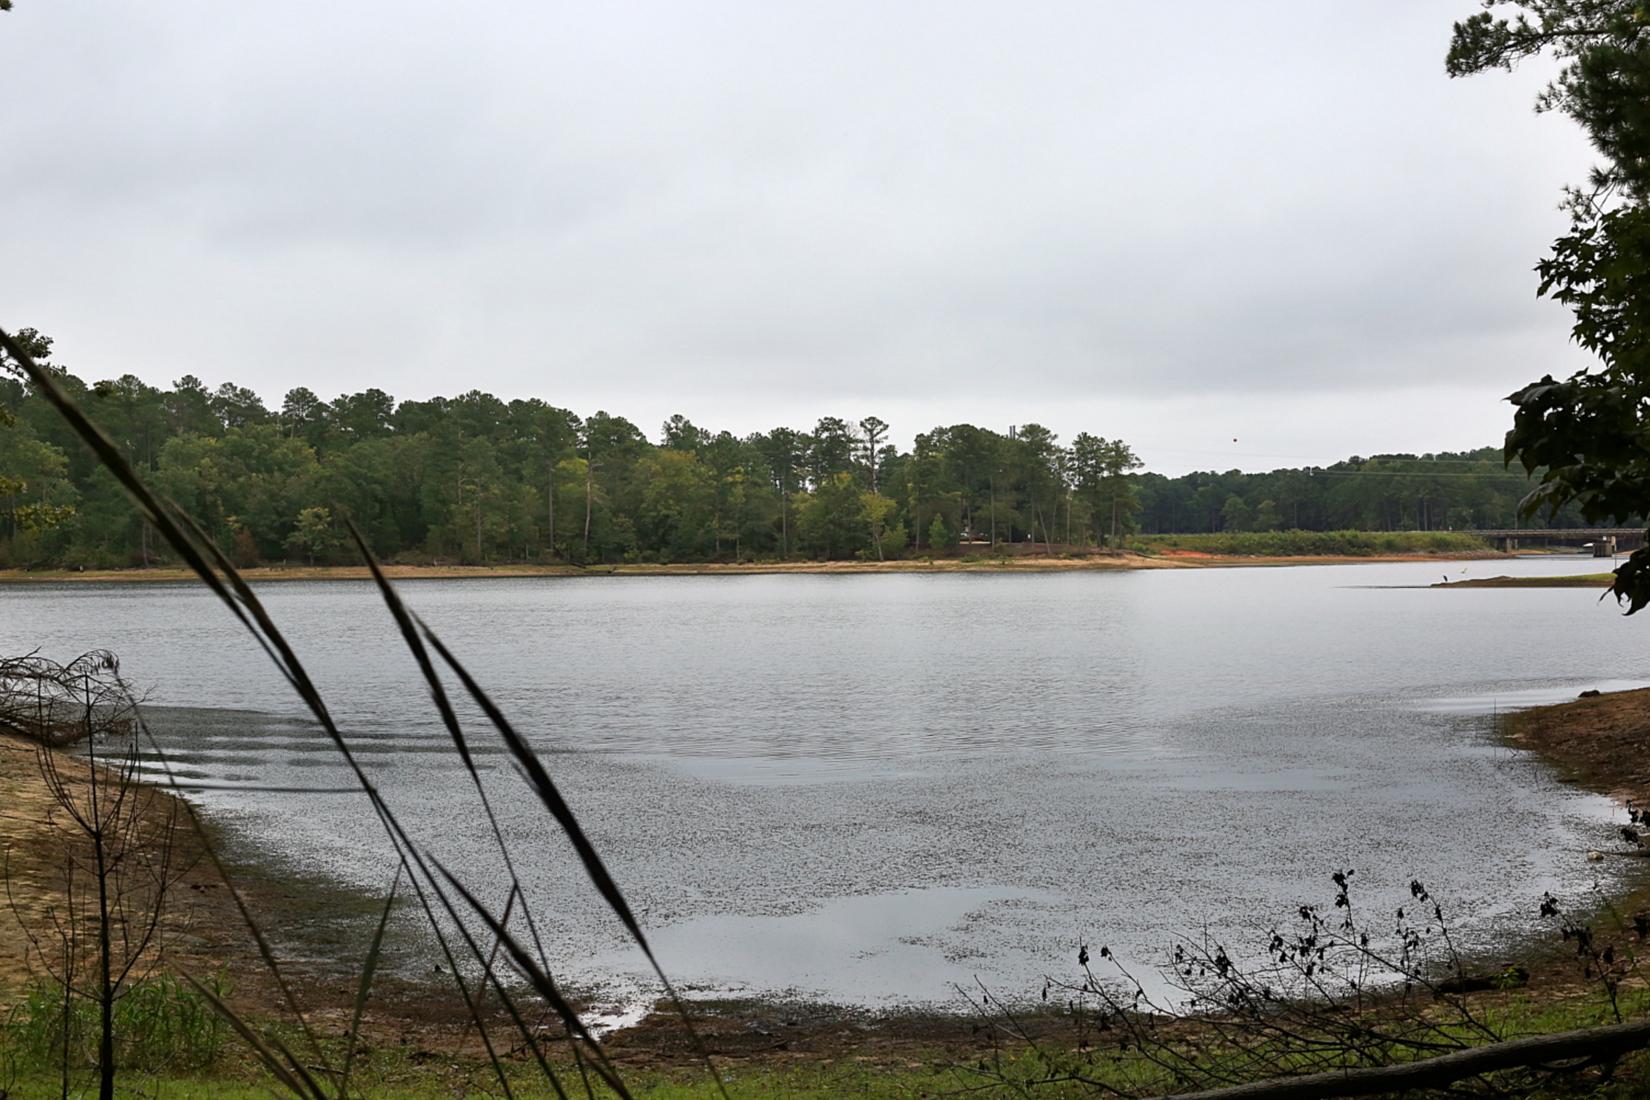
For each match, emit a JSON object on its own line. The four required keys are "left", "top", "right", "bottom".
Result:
{"left": 1502, "top": 536, "right": 1518, "bottom": 553}
{"left": 1595, "top": 536, "right": 1618, "bottom": 558}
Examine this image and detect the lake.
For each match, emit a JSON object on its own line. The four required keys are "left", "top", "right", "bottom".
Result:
{"left": 0, "top": 556, "right": 1642, "bottom": 1016}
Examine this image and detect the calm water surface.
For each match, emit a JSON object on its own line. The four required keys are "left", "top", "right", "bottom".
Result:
{"left": 0, "top": 556, "right": 1642, "bottom": 1012}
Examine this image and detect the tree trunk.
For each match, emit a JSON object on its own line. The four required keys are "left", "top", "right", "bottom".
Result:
{"left": 91, "top": 736, "right": 116, "bottom": 1100}
{"left": 583, "top": 463, "right": 593, "bottom": 554}
{"left": 989, "top": 480, "right": 996, "bottom": 546}
{"left": 59, "top": 949, "right": 73, "bottom": 1100}
{"left": 1153, "top": 1017, "right": 1650, "bottom": 1100}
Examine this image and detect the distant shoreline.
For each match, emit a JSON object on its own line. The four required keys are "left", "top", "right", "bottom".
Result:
{"left": 0, "top": 549, "right": 1513, "bottom": 584}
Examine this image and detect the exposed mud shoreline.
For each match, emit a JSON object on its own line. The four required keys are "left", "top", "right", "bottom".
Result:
{"left": 1502, "top": 686, "right": 1650, "bottom": 807}
{"left": 1438, "top": 573, "right": 1616, "bottom": 589}
{"left": 0, "top": 548, "right": 1508, "bottom": 585}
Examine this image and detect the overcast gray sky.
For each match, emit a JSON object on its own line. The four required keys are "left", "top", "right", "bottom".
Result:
{"left": 0, "top": 2, "right": 1598, "bottom": 475}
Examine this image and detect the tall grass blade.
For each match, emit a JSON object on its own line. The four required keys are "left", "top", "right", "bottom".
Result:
{"left": 346, "top": 524, "right": 551, "bottom": 970}
{"left": 417, "top": 620, "right": 728, "bottom": 1095}
{"left": 339, "top": 866, "right": 400, "bottom": 1100}
{"left": 413, "top": 625, "right": 644, "bottom": 956}
{"left": 179, "top": 972, "right": 327, "bottom": 1100}
{"left": 433, "top": 860, "right": 634, "bottom": 1100}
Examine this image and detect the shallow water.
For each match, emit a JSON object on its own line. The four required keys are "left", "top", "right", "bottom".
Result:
{"left": 0, "top": 555, "right": 1643, "bottom": 1010}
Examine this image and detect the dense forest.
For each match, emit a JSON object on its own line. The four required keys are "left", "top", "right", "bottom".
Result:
{"left": 0, "top": 333, "right": 1576, "bottom": 568}
{"left": 1134, "top": 448, "right": 1582, "bottom": 536}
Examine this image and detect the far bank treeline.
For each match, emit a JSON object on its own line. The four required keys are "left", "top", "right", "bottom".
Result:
{"left": 0, "top": 338, "right": 1574, "bottom": 567}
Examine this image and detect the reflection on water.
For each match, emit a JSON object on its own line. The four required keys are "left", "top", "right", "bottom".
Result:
{"left": 0, "top": 554, "right": 1645, "bottom": 1007}
{"left": 589, "top": 887, "right": 1047, "bottom": 1003}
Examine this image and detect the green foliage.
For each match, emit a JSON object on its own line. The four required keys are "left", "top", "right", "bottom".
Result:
{"left": 1252, "top": 499, "right": 1282, "bottom": 531}
{"left": 797, "top": 473, "right": 868, "bottom": 559}
{"left": 1071, "top": 433, "right": 1142, "bottom": 544}
{"left": 928, "top": 512, "right": 954, "bottom": 551}
{"left": 1451, "top": 1, "right": 1650, "bottom": 612}
{"left": 861, "top": 490, "right": 898, "bottom": 560}
{"left": 0, "top": 330, "right": 77, "bottom": 557}
{"left": 1136, "top": 530, "right": 1492, "bottom": 556}
{"left": 1134, "top": 448, "right": 1564, "bottom": 535}
{"left": 5, "top": 974, "right": 228, "bottom": 1075}
{"left": 285, "top": 505, "right": 341, "bottom": 564}
{"left": 0, "top": 331, "right": 1581, "bottom": 569}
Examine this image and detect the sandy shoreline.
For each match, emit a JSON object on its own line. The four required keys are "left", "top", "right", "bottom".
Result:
{"left": 0, "top": 732, "right": 255, "bottom": 1007}
{"left": 0, "top": 549, "right": 1510, "bottom": 585}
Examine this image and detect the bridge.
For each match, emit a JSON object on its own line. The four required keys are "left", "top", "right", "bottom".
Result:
{"left": 1463, "top": 528, "right": 1645, "bottom": 555}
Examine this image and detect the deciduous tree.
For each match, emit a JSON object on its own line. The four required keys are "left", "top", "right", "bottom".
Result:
{"left": 1451, "top": 1, "right": 1650, "bottom": 610}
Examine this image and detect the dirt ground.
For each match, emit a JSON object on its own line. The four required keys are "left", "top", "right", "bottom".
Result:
{"left": 1504, "top": 687, "right": 1650, "bottom": 806}
{"left": 0, "top": 732, "right": 236, "bottom": 1002}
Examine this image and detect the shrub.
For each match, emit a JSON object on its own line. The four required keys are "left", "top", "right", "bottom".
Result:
{"left": 6, "top": 974, "right": 228, "bottom": 1074}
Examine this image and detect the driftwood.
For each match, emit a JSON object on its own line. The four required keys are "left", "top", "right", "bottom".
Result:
{"left": 1154, "top": 1017, "right": 1650, "bottom": 1100}
{"left": 0, "top": 649, "right": 134, "bottom": 746}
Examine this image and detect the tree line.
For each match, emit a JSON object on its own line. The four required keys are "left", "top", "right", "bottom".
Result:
{"left": 1134, "top": 448, "right": 1583, "bottom": 535}
{"left": 0, "top": 334, "right": 1573, "bottom": 568}
{"left": 0, "top": 333, "right": 1145, "bottom": 566}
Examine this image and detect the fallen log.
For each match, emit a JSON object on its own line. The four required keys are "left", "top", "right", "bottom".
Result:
{"left": 1154, "top": 1018, "right": 1650, "bottom": 1100}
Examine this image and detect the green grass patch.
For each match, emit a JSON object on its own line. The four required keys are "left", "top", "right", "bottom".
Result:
{"left": 2, "top": 974, "right": 229, "bottom": 1081}
{"left": 0, "top": 1050, "right": 1021, "bottom": 1099}
{"left": 9, "top": 989, "right": 1650, "bottom": 1098}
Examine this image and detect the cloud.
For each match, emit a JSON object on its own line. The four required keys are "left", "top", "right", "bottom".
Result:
{"left": 0, "top": 1, "right": 1600, "bottom": 472}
